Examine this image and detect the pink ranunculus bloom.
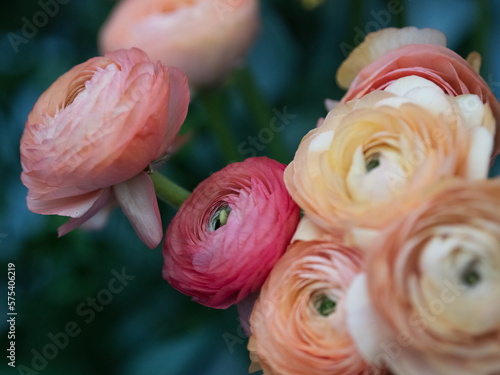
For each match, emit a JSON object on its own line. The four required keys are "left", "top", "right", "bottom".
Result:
{"left": 162, "top": 157, "right": 301, "bottom": 309}
{"left": 98, "top": 0, "right": 260, "bottom": 88}
{"left": 248, "top": 216, "right": 384, "bottom": 375}
{"left": 20, "top": 48, "right": 190, "bottom": 248}
{"left": 336, "top": 26, "right": 500, "bottom": 157}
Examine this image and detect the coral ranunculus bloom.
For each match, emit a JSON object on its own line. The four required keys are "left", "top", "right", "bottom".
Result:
{"left": 337, "top": 26, "right": 500, "bottom": 158}
{"left": 346, "top": 179, "right": 500, "bottom": 375}
{"left": 162, "top": 157, "right": 300, "bottom": 309}
{"left": 99, "top": 0, "right": 259, "bottom": 88}
{"left": 20, "top": 48, "right": 190, "bottom": 248}
{"left": 285, "top": 79, "right": 494, "bottom": 234}
{"left": 248, "top": 220, "right": 383, "bottom": 375}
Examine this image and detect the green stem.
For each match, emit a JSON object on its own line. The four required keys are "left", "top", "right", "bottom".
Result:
{"left": 351, "top": 0, "right": 363, "bottom": 42}
{"left": 150, "top": 171, "right": 191, "bottom": 209}
{"left": 234, "top": 67, "right": 290, "bottom": 163}
{"left": 198, "top": 89, "right": 242, "bottom": 163}
{"left": 473, "top": 0, "right": 489, "bottom": 60}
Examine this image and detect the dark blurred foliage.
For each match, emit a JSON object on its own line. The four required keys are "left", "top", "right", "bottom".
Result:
{"left": 1, "top": 0, "right": 499, "bottom": 374}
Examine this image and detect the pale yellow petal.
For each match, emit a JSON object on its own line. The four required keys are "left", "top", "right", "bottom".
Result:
{"left": 465, "top": 127, "right": 493, "bottom": 179}
{"left": 455, "top": 94, "right": 486, "bottom": 129}
{"left": 336, "top": 27, "right": 447, "bottom": 89}
{"left": 466, "top": 51, "right": 482, "bottom": 74}
{"left": 291, "top": 216, "right": 334, "bottom": 243}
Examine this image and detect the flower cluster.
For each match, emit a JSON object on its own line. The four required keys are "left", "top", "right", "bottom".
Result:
{"left": 19, "top": 3, "right": 500, "bottom": 373}
{"left": 245, "top": 27, "right": 500, "bottom": 375}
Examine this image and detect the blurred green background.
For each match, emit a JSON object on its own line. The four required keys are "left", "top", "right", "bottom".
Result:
{"left": 1, "top": 0, "right": 500, "bottom": 374}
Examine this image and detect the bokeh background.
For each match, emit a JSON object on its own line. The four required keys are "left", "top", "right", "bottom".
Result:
{"left": 1, "top": 0, "right": 500, "bottom": 374}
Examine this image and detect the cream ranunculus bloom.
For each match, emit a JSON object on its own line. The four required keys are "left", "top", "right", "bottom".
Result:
{"left": 284, "top": 76, "right": 495, "bottom": 234}
{"left": 346, "top": 179, "right": 500, "bottom": 375}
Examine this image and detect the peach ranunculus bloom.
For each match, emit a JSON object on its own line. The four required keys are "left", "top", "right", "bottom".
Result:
{"left": 162, "top": 157, "right": 300, "bottom": 309}
{"left": 20, "top": 48, "right": 190, "bottom": 248}
{"left": 248, "top": 216, "right": 383, "bottom": 375}
{"left": 284, "top": 76, "right": 495, "bottom": 235}
{"left": 346, "top": 179, "right": 500, "bottom": 375}
{"left": 99, "top": 0, "right": 259, "bottom": 88}
{"left": 336, "top": 26, "right": 500, "bottom": 158}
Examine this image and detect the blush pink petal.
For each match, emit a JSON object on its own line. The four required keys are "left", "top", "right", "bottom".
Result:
{"left": 79, "top": 195, "right": 116, "bottom": 231}
{"left": 57, "top": 188, "right": 112, "bottom": 237}
{"left": 25, "top": 56, "right": 116, "bottom": 126}
{"left": 99, "top": 0, "right": 260, "bottom": 88}
{"left": 84, "top": 63, "right": 170, "bottom": 187}
{"left": 156, "top": 66, "right": 190, "bottom": 158}
{"left": 114, "top": 172, "right": 163, "bottom": 249}
{"left": 26, "top": 189, "right": 104, "bottom": 218}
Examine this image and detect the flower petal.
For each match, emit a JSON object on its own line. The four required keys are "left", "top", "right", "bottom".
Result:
{"left": 466, "top": 51, "right": 482, "bottom": 74}
{"left": 336, "top": 27, "right": 447, "bottom": 89}
{"left": 57, "top": 188, "right": 112, "bottom": 236}
{"left": 27, "top": 188, "right": 104, "bottom": 217}
{"left": 291, "top": 216, "right": 339, "bottom": 243}
{"left": 383, "top": 75, "right": 443, "bottom": 96}
{"left": 346, "top": 274, "right": 388, "bottom": 366}
{"left": 236, "top": 291, "right": 259, "bottom": 337}
{"left": 466, "top": 126, "right": 493, "bottom": 179}
{"left": 114, "top": 172, "right": 162, "bottom": 248}
{"left": 156, "top": 67, "right": 190, "bottom": 158}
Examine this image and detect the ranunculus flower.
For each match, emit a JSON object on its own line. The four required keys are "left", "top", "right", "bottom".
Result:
{"left": 162, "top": 157, "right": 300, "bottom": 309}
{"left": 336, "top": 26, "right": 500, "bottom": 157}
{"left": 20, "top": 48, "right": 190, "bottom": 248}
{"left": 248, "top": 218, "right": 382, "bottom": 375}
{"left": 99, "top": 0, "right": 259, "bottom": 88}
{"left": 284, "top": 78, "right": 494, "bottom": 233}
{"left": 346, "top": 179, "right": 500, "bottom": 375}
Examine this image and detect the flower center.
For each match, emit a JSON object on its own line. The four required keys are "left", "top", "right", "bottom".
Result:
{"left": 461, "top": 259, "right": 482, "bottom": 287}
{"left": 63, "top": 59, "right": 119, "bottom": 109}
{"left": 365, "top": 153, "right": 381, "bottom": 172}
{"left": 314, "top": 294, "right": 337, "bottom": 316}
{"left": 209, "top": 205, "right": 231, "bottom": 231}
